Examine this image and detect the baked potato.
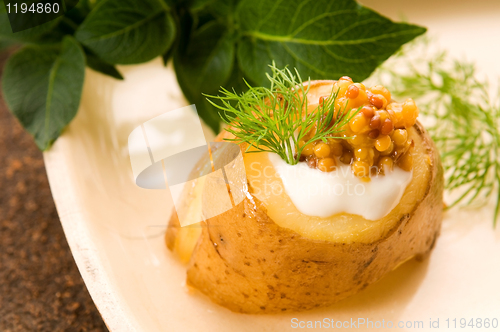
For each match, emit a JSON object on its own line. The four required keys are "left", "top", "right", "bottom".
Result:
{"left": 166, "top": 80, "right": 444, "bottom": 313}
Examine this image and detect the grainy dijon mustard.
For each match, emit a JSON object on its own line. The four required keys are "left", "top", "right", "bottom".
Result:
{"left": 299, "top": 76, "right": 419, "bottom": 178}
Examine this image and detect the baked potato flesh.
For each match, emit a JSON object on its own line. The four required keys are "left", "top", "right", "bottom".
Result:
{"left": 244, "top": 125, "right": 429, "bottom": 244}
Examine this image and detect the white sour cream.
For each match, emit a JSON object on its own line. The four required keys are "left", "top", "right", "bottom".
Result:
{"left": 268, "top": 153, "right": 412, "bottom": 220}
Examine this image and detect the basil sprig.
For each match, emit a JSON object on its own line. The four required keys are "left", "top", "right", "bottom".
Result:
{"left": 0, "top": 0, "right": 425, "bottom": 150}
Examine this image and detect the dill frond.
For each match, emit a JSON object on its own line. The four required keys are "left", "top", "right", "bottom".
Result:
{"left": 373, "top": 37, "right": 500, "bottom": 226}
{"left": 207, "top": 64, "right": 358, "bottom": 165}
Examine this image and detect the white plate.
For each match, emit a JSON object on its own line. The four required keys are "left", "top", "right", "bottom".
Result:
{"left": 44, "top": 1, "right": 500, "bottom": 331}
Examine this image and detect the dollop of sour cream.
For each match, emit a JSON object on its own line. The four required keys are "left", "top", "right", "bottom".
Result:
{"left": 268, "top": 153, "right": 412, "bottom": 220}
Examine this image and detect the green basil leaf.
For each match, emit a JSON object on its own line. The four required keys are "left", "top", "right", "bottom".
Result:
{"left": 174, "top": 21, "right": 235, "bottom": 132}
{"left": 162, "top": 5, "right": 195, "bottom": 66}
{"left": 162, "top": 42, "right": 175, "bottom": 65}
{"left": 2, "top": 36, "right": 85, "bottom": 150}
{"left": 175, "top": 22, "right": 234, "bottom": 94}
{"left": 75, "top": 0, "right": 176, "bottom": 64}
{"left": 4, "top": 0, "right": 75, "bottom": 33}
{"left": 85, "top": 51, "right": 123, "bottom": 80}
{"left": 214, "top": 60, "right": 254, "bottom": 122}
{"left": 189, "top": 0, "right": 215, "bottom": 12}
{"left": 64, "top": 0, "right": 93, "bottom": 26}
{"left": 196, "top": 0, "right": 239, "bottom": 18}
{"left": 0, "top": 12, "right": 62, "bottom": 43}
{"left": 176, "top": 77, "right": 222, "bottom": 133}
{"left": 235, "top": 0, "right": 426, "bottom": 85}
{"left": 223, "top": 61, "right": 252, "bottom": 95}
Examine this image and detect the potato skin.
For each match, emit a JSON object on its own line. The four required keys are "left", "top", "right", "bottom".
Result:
{"left": 166, "top": 120, "right": 444, "bottom": 314}
{"left": 166, "top": 75, "right": 444, "bottom": 313}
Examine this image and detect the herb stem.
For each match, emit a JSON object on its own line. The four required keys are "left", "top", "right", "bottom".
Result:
{"left": 373, "top": 37, "right": 500, "bottom": 226}
{"left": 207, "top": 64, "right": 356, "bottom": 166}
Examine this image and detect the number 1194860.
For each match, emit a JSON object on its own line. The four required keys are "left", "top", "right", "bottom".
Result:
{"left": 6, "top": 2, "right": 60, "bottom": 14}
{"left": 446, "top": 318, "right": 499, "bottom": 329}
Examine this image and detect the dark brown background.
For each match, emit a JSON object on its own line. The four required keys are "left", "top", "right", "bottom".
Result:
{"left": 0, "top": 53, "right": 108, "bottom": 331}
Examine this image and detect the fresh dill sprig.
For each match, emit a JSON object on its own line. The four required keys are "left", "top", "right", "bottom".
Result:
{"left": 207, "top": 64, "right": 358, "bottom": 165}
{"left": 372, "top": 37, "right": 500, "bottom": 226}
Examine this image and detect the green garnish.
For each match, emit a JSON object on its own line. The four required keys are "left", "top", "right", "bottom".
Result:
{"left": 0, "top": 0, "right": 425, "bottom": 150}
{"left": 207, "top": 64, "right": 358, "bottom": 165}
{"left": 374, "top": 37, "right": 500, "bottom": 226}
